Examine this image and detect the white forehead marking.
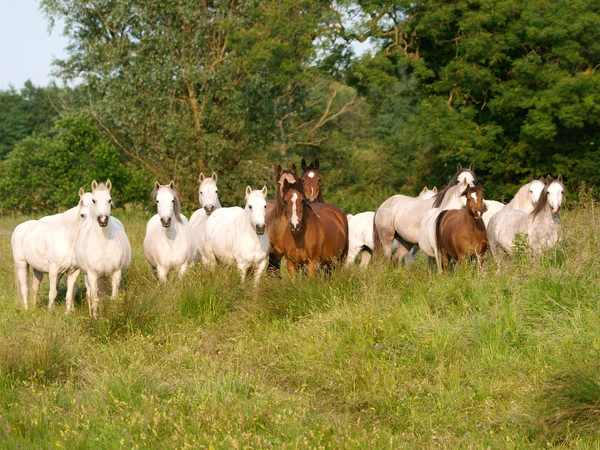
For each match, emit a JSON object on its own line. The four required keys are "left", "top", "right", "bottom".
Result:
{"left": 292, "top": 193, "right": 298, "bottom": 202}
{"left": 308, "top": 172, "right": 315, "bottom": 178}
{"left": 470, "top": 192, "right": 477, "bottom": 201}
{"left": 291, "top": 193, "right": 299, "bottom": 226}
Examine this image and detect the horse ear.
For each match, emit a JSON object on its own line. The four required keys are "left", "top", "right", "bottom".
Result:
{"left": 314, "top": 158, "right": 319, "bottom": 169}
{"left": 169, "top": 180, "right": 175, "bottom": 189}
{"left": 106, "top": 180, "right": 112, "bottom": 191}
{"left": 347, "top": 214, "right": 353, "bottom": 220}
{"left": 539, "top": 176, "right": 545, "bottom": 183}
{"left": 291, "top": 164, "right": 297, "bottom": 175}
{"left": 246, "top": 186, "right": 252, "bottom": 197}
{"left": 529, "top": 176, "right": 534, "bottom": 182}
{"left": 469, "top": 163, "right": 474, "bottom": 171}
{"left": 557, "top": 174, "right": 563, "bottom": 183}
{"left": 154, "top": 181, "right": 160, "bottom": 190}
{"left": 261, "top": 185, "right": 268, "bottom": 197}
{"left": 301, "top": 158, "right": 307, "bottom": 171}
{"left": 277, "top": 165, "right": 283, "bottom": 177}
{"left": 199, "top": 173, "right": 205, "bottom": 182}
{"left": 546, "top": 174, "right": 553, "bottom": 183}
{"left": 457, "top": 163, "right": 463, "bottom": 171}
{"left": 211, "top": 172, "right": 218, "bottom": 182}
{"left": 433, "top": 186, "right": 438, "bottom": 194}
{"left": 91, "top": 180, "right": 98, "bottom": 190}
{"left": 78, "top": 187, "right": 84, "bottom": 198}
{"left": 421, "top": 186, "right": 427, "bottom": 194}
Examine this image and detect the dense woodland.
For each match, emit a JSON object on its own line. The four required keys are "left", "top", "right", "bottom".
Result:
{"left": 1, "top": 0, "right": 599, "bottom": 213}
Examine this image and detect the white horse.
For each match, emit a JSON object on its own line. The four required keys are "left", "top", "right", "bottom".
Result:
{"left": 487, "top": 176, "right": 564, "bottom": 258}
{"left": 203, "top": 186, "right": 270, "bottom": 285}
{"left": 11, "top": 188, "right": 92, "bottom": 311}
{"left": 347, "top": 186, "right": 438, "bottom": 266}
{"left": 143, "top": 181, "right": 194, "bottom": 283}
{"left": 482, "top": 179, "right": 545, "bottom": 226}
{"left": 374, "top": 163, "right": 476, "bottom": 265}
{"left": 189, "top": 172, "right": 221, "bottom": 263}
{"left": 75, "top": 180, "right": 132, "bottom": 318}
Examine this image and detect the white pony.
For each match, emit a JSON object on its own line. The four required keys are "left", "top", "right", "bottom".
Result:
{"left": 143, "top": 181, "right": 194, "bottom": 282}
{"left": 189, "top": 172, "right": 221, "bottom": 263}
{"left": 347, "top": 186, "right": 438, "bottom": 266}
{"left": 482, "top": 179, "right": 545, "bottom": 226}
{"left": 203, "top": 186, "right": 270, "bottom": 285}
{"left": 75, "top": 180, "right": 132, "bottom": 318}
{"left": 11, "top": 188, "right": 92, "bottom": 311}
{"left": 487, "top": 176, "right": 564, "bottom": 257}
{"left": 374, "top": 163, "right": 476, "bottom": 265}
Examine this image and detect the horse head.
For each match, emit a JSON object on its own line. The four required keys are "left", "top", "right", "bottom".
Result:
{"left": 78, "top": 187, "right": 94, "bottom": 221}
{"left": 153, "top": 180, "right": 181, "bottom": 228}
{"left": 282, "top": 178, "right": 306, "bottom": 233}
{"left": 456, "top": 162, "right": 476, "bottom": 188}
{"left": 245, "top": 185, "right": 268, "bottom": 235}
{"left": 91, "top": 179, "right": 113, "bottom": 227}
{"left": 198, "top": 172, "right": 219, "bottom": 215}
{"left": 301, "top": 158, "right": 322, "bottom": 203}
{"left": 546, "top": 175, "right": 564, "bottom": 214}
{"left": 418, "top": 186, "right": 438, "bottom": 199}
{"left": 528, "top": 178, "right": 545, "bottom": 208}
{"left": 465, "top": 184, "right": 485, "bottom": 220}
{"left": 276, "top": 164, "right": 298, "bottom": 201}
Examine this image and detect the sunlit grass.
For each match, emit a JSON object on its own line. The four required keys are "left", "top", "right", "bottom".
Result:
{"left": 0, "top": 202, "right": 599, "bottom": 447}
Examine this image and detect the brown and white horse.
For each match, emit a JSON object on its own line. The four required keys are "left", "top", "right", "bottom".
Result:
{"left": 301, "top": 158, "right": 324, "bottom": 203}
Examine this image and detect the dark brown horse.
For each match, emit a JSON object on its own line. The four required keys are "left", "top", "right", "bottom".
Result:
{"left": 265, "top": 164, "right": 300, "bottom": 272}
{"left": 301, "top": 158, "right": 324, "bottom": 203}
{"left": 281, "top": 179, "right": 348, "bottom": 276}
{"left": 435, "top": 184, "right": 487, "bottom": 271}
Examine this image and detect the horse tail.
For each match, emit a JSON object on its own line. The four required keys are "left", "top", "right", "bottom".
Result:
{"left": 435, "top": 210, "right": 450, "bottom": 258}
{"left": 372, "top": 208, "right": 382, "bottom": 258}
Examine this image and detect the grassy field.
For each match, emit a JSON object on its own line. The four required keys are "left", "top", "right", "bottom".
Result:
{"left": 1, "top": 199, "right": 600, "bottom": 449}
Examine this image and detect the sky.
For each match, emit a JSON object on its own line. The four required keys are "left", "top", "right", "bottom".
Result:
{"left": 0, "top": 0, "right": 69, "bottom": 89}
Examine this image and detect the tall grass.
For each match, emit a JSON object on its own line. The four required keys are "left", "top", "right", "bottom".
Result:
{"left": 0, "top": 199, "right": 599, "bottom": 447}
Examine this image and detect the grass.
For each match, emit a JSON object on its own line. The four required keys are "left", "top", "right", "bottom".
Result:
{"left": 0, "top": 201, "right": 600, "bottom": 448}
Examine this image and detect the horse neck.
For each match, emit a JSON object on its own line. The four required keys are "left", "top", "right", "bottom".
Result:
{"left": 61, "top": 206, "right": 81, "bottom": 228}
{"left": 460, "top": 207, "right": 486, "bottom": 232}
{"left": 438, "top": 185, "right": 463, "bottom": 209}
{"left": 87, "top": 217, "right": 116, "bottom": 240}
{"left": 215, "top": 197, "right": 222, "bottom": 208}
{"left": 291, "top": 203, "right": 317, "bottom": 245}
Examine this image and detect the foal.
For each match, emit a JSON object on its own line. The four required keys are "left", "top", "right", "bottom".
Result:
{"left": 435, "top": 184, "right": 487, "bottom": 271}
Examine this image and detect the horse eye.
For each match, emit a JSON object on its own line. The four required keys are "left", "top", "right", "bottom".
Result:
{"left": 215, "top": 190, "right": 218, "bottom": 193}
{"left": 200, "top": 191, "right": 203, "bottom": 195}
{"left": 92, "top": 199, "right": 96, "bottom": 204}
{"left": 264, "top": 205, "right": 266, "bottom": 209}
{"left": 80, "top": 214, "right": 85, "bottom": 218}
{"left": 249, "top": 205, "right": 253, "bottom": 209}
{"left": 172, "top": 199, "right": 175, "bottom": 203}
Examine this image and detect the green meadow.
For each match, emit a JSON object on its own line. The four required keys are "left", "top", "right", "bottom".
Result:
{"left": 1, "top": 199, "right": 599, "bottom": 448}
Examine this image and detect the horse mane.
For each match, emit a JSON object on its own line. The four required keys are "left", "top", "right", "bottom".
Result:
{"left": 152, "top": 184, "right": 183, "bottom": 223}
{"left": 531, "top": 183, "right": 550, "bottom": 218}
{"left": 95, "top": 183, "right": 109, "bottom": 191}
{"left": 432, "top": 168, "right": 476, "bottom": 208}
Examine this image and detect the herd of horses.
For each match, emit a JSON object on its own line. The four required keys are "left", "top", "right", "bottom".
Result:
{"left": 9, "top": 159, "right": 564, "bottom": 317}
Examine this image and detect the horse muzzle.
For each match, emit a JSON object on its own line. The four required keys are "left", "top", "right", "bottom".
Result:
{"left": 97, "top": 216, "right": 109, "bottom": 227}
{"left": 290, "top": 222, "right": 301, "bottom": 233}
{"left": 204, "top": 205, "right": 215, "bottom": 215}
{"left": 474, "top": 211, "right": 483, "bottom": 220}
{"left": 161, "top": 217, "right": 172, "bottom": 227}
{"left": 255, "top": 224, "right": 266, "bottom": 235}
{"left": 552, "top": 206, "right": 561, "bottom": 214}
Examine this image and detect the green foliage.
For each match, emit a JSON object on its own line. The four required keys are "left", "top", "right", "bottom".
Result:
{"left": 0, "top": 112, "right": 149, "bottom": 213}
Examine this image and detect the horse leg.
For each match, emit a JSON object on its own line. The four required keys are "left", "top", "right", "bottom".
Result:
{"left": 178, "top": 262, "right": 189, "bottom": 280}
{"left": 268, "top": 250, "right": 283, "bottom": 274}
{"left": 377, "top": 226, "right": 395, "bottom": 262}
{"left": 391, "top": 237, "right": 411, "bottom": 266}
{"left": 156, "top": 266, "right": 168, "bottom": 284}
{"left": 359, "top": 249, "right": 372, "bottom": 267}
{"left": 346, "top": 245, "right": 359, "bottom": 266}
{"left": 65, "top": 269, "right": 80, "bottom": 314}
{"left": 286, "top": 259, "right": 298, "bottom": 278}
{"left": 111, "top": 271, "right": 122, "bottom": 300}
{"left": 404, "top": 245, "right": 420, "bottom": 267}
{"left": 306, "top": 260, "right": 319, "bottom": 277}
{"left": 47, "top": 270, "right": 59, "bottom": 310}
{"left": 86, "top": 273, "right": 100, "bottom": 319}
{"left": 237, "top": 262, "right": 248, "bottom": 283}
{"left": 31, "top": 269, "right": 43, "bottom": 307}
{"left": 440, "top": 249, "right": 450, "bottom": 273}
{"left": 15, "top": 262, "right": 29, "bottom": 310}
{"left": 253, "top": 259, "right": 267, "bottom": 286}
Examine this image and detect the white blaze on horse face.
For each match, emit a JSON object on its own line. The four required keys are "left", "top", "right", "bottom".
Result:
{"left": 156, "top": 187, "right": 175, "bottom": 222}
{"left": 199, "top": 178, "right": 218, "bottom": 213}
{"left": 457, "top": 171, "right": 476, "bottom": 188}
{"left": 246, "top": 190, "right": 267, "bottom": 234}
{"left": 308, "top": 171, "right": 315, "bottom": 179}
{"left": 290, "top": 192, "right": 300, "bottom": 228}
{"left": 547, "top": 182, "right": 564, "bottom": 214}
{"left": 529, "top": 181, "right": 545, "bottom": 207}
{"left": 91, "top": 186, "right": 112, "bottom": 227}
{"left": 470, "top": 192, "right": 477, "bottom": 201}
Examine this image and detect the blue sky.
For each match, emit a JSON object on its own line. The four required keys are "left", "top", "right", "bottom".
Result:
{"left": 0, "top": 0, "right": 68, "bottom": 89}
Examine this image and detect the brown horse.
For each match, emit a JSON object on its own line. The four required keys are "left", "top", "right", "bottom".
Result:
{"left": 265, "top": 164, "right": 300, "bottom": 272}
{"left": 435, "top": 184, "right": 487, "bottom": 271}
{"left": 301, "top": 158, "right": 324, "bottom": 203}
{"left": 280, "top": 179, "right": 348, "bottom": 276}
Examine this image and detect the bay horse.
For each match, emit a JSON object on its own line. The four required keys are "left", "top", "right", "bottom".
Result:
{"left": 265, "top": 164, "right": 300, "bottom": 272}
{"left": 435, "top": 183, "right": 487, "bottom": 271}
{"left": 280, "top": 179, "right": 348, "bottom": 277}
{"left": 301, "top": 158, "right": 324, "bottom": 203}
